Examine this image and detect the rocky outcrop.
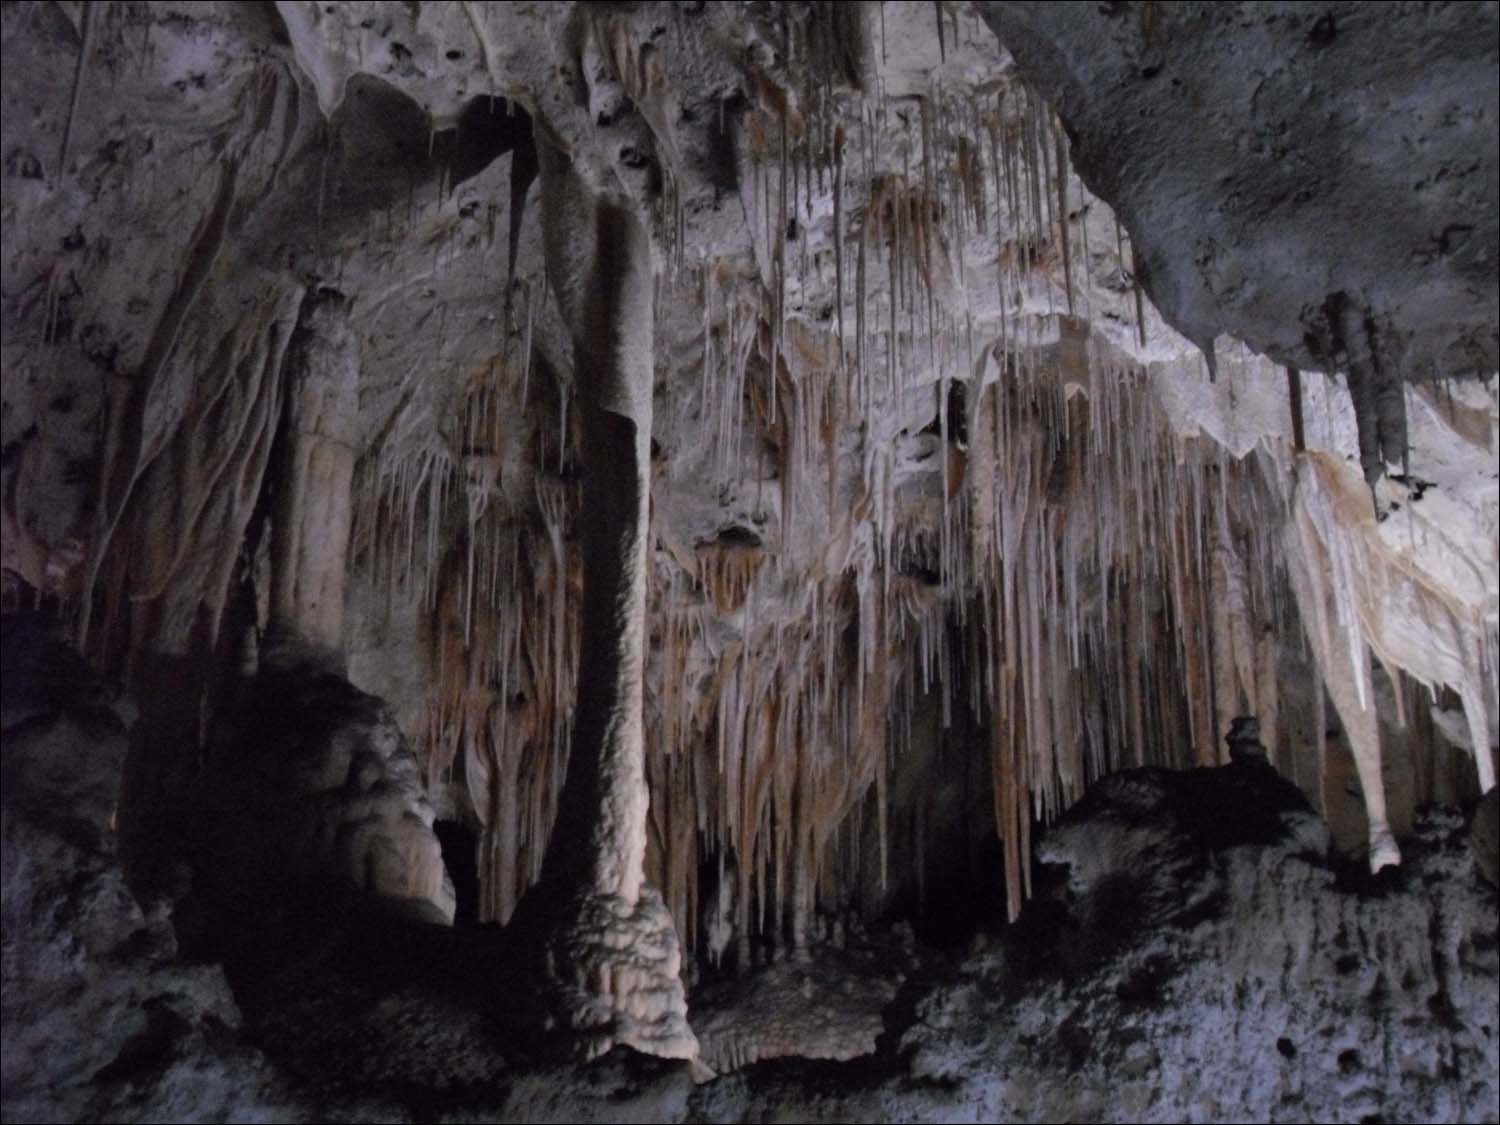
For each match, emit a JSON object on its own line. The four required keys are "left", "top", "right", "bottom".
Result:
{"left": 902, "top": 762, "right": 1500, "bottom": 1124}
{"left": 0, "top": 614, "right": 298, "bottom": 1123}
{"left": 187, "top": 664, "right": 455, "bottom": 927}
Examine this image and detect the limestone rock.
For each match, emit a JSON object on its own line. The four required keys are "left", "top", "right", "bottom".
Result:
{"left": 189, "top": 664, "right": 455, "bottom": 927}
{"left": 0, "top": 614, "right": 299, "bottom": 1123}
{"left": 1037, "top": 759, "right": 1331, "bottom": 936}
{"left": 902, "top": 778, "right": 1498, "bottom": 1124}
{"left": 982, "top": 2, "right": 1500, "bottom": 382}
{"left": 501, "top": 883, "right": 700, "bottom": 1064}
{"left": 692, "top": 951, "right": 900, "bottom": 1074}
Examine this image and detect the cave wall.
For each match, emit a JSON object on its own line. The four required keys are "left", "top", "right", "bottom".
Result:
{"left": 0, "top": 0, "right": 1495, "bottom": 972}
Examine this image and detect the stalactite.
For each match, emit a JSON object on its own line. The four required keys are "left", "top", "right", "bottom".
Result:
{"left": 57, "top": 0, "right": 95, "bottom": 178}
{"left": 1287, "top": 365, "right": 1307, "bottom": 452}
{"left": 1053, "top": 120, "right": 1073, "bottom": 315}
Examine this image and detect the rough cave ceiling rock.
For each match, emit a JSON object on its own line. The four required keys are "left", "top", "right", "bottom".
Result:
{"left": 982, "top": 1, "right": 1500, "bottom": 382}
{"left": 0, "top": 0, "right": 1496, "bottom": 960}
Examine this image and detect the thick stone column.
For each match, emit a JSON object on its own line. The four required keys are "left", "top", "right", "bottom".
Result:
{"left": 505, "top": 133, "right": 698, "bottom": 1063}
{"left": 266, "top": 287, "right": 358, "bottom": 668}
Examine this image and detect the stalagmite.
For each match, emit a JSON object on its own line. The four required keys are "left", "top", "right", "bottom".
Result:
{"left": 503, "top": 129, "right": 698, "bottom": 1064}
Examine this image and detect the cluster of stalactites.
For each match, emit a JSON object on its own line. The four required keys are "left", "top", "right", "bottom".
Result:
{"left": 642, "top": 562, "right": 933, "bottom": 963}
{"left": 1282, "top": 430, "right": 1498, "bottom": 868}
{"left": 640, "top": 67, "right": 1212, "bottom": 932}
{"left": 722, "top": 71, "right": 1138, "bottom": 422}
{"left": 352, "top": 354, "right": 580, "bottom": 925}
{"left": 353, "top": 51, "right": 1496, "bottom": 963}
{"left": 355, "top": 65, "right": 1256, "bottom": 951}
{"left": 645, "top": 336, "right": 1297, "bottom": 949}
{"left": 967, "top": 346, "right": 1295, "bottom": 917}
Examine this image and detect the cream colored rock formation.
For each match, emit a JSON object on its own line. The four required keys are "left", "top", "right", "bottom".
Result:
{"left": 501, "top": 132, "right": 697, "bottom": 1062}
{"left": 267, "top": 287, "right": 360, "bottom": 666}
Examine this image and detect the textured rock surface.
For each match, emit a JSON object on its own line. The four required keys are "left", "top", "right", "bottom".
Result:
{"left": 0, "top": 614, "right": 299, "bottom": 1124}
{"left": 899, "top": 767, "right": 1500, "bottom": 1124}
{"left": 1475, "top": 786, "right": 1500, "bottom": 885}
{"left": 188, "top": 663, "right": 455, "bottom": 926}
{"left": 692, "top": 947, "right": 905, "bottom": 1073}
{"left": 1, "top": 2, "right": 1498, "bottom": 1118}
{"left": 502, "top": 885, "right": 700, "bottom": 1064}
{"left": 982, "top": 2, "right": 1500, "bottom": 382}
